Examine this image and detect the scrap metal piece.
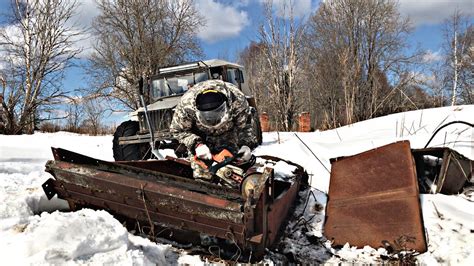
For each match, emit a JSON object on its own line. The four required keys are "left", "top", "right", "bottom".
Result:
{"left": 325, "top": 141, "right": 427, "bottom": 252}
{"left": 413, "top": 147, "right": 473, "bottom": 194}
{"left": 42, "top": 178, "right": 57, "bottom": 200}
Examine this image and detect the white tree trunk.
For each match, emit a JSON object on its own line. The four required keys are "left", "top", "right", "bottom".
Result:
{"left": 451, "top": 33, "right": 458, "bottom": 106}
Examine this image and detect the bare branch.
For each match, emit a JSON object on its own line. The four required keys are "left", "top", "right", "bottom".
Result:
{"left": 87, "top": 0, "right": 204, "bottom": 111}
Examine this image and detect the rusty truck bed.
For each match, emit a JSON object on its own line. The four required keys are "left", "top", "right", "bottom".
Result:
{"left": 42, "top": 148, "right": 308, "bottom": 261}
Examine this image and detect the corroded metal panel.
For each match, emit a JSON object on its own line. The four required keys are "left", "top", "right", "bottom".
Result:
{"left": 325, "top": 141, "right": 427, "bottom": 252}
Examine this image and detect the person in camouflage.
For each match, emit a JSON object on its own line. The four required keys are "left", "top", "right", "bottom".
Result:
{"left": 170, "top": 79, "right": 258, "bottom": 180}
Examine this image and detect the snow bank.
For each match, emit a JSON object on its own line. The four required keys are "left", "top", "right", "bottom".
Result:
{"left": 0, "top": 209, "right": 174, "bottom": 265}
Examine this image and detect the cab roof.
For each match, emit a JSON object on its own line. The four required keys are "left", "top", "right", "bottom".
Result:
{"left": 158, "top": 59, "right": 243, "bottom": 74}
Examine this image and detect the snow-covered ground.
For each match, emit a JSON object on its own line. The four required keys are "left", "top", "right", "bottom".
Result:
{"left": 1, "top": 105, "right": 473, "bottom": 265}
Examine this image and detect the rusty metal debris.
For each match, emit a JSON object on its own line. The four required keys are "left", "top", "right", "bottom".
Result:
{"left": 325, "top": 141, "right": 427, "bottom": 252}
{"left": 43, "top": 148, "right": 308, "bottom": 261}
{"left": 324, "top": 140, "right": 474, "bottom": 252}
{"left": 413, "top": 147, "right": 473, "bottom": 194}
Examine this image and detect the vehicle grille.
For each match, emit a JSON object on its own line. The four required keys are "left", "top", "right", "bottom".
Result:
{"left": 138, "top": 109, "right": 174, "bottom": 133}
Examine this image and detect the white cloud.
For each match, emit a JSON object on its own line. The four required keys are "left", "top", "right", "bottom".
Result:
{"left": 261, "top": 0, "right": 314, "bottom": 18}
{"left": 423, "top": 50, "right": 443, "bottom": 63}
{"left": 0, "top": 0, "right": 99, "bottom": 59}
{"left": 49, "top": 108, "right": 69, "bottom": 118}
{"left": 69, "top": 0, "right": 100, "bottom": 58}
{"left": 415, "top": 72, "right": 440, "bottom": 87}
{"left": 75, "top": 0, "right": 101, "bottom": 29}
{"left": 398, "top": 0, "right": 474, "bottom": 26}
{"left": 0, "top": 24, "right": 27, "bottom": 68}
{"left": 222, "top": 0, "right": 251, "bottom": 8}
{"left": 195, "top": 0, "right": 250, "bottom": 43}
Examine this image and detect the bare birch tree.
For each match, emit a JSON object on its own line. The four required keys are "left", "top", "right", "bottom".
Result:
{"left": 441, "top": 11, "right": 473, "bottom": 105}
{"left": 0, "top": 0, "right": 82, "bottom": 134}
{"left": 256, "top": 0, "right": 305, "bottom": 131}
{"left": 89, "top": 0, "right": 203, "bottom": 111}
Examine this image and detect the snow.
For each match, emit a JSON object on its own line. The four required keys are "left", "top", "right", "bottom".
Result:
{"left": 1, "top": 105, "right": 473, "bottom": 264}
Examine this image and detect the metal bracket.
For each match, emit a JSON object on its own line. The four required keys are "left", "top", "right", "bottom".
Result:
{"left": 42, "top": 178, "right": 57, "bottom": 200}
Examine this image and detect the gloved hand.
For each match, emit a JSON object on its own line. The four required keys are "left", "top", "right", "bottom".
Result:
{"left": 238, "top": 145, "right": 252, "bottom": 161}
{"left": 195, "top": 143, "right": 212, "bottom": 160}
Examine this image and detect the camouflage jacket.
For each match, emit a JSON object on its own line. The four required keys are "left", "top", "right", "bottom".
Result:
{"left": 170, "top": 80, "right": 258, "bottom": 155}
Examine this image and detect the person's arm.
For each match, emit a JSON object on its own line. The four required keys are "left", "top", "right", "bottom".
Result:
{"left": 170, "top": 103, "right": 202, "bottom": 154}
{"left": 232, "top": 93, "right": 258, "bottom": 149}
{"left": 236, "top": 109, "right": 258, "bottom": 149}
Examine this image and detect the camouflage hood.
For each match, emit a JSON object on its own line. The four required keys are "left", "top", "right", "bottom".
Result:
{"left": 170, "top": 79, "right": 257, "bottom": 154}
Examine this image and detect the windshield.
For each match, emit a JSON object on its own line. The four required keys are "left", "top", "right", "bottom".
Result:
{"left": 151, "top": 71, "right": 209, "bottom": 99}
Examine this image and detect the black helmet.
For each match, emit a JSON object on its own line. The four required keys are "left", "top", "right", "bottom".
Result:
{"left": 195, "top": 89, "right": 228, "bottom": 127}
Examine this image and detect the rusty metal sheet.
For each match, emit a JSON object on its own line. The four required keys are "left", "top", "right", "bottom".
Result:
{"left": 325, "top": 141, "right": 427, "bottom": 252}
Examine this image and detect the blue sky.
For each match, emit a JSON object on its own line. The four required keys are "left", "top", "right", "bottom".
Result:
{"left": 197, "top": 0, "right": 473, "bottom": 60}
{"left": 1, "top": 0, "right": 473, "bottom": 124}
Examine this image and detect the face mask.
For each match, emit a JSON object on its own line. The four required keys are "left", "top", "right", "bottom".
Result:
{"left": 197, "top": 101, "right": 228, "bottom": 127}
